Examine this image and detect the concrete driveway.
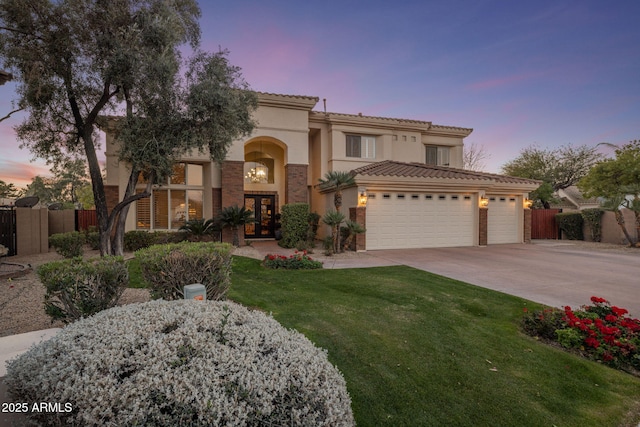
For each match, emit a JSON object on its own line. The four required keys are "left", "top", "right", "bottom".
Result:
{"left": 364, "top": 241, "right": 640, "bottom": 318}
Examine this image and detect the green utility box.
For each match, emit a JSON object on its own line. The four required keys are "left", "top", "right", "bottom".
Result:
{"left": 184, "top": 283, "right": 206, "bottom": 300}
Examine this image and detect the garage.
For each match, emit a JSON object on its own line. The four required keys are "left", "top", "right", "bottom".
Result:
{"left": 487, "top": 195, "right": 520, "bottom": 244}
{"left": 366, "top": 192, "right": 475, "bottom": 250}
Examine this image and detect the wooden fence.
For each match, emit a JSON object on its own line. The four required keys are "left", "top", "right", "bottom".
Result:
{"left": 531, "top": 209, "right": 562, "bottom": 239}
{"left": 76, "top": 209, "right": 97, "bottom": 231}
{"left": 0, "top": 207, "right": 16, "bottom": 256}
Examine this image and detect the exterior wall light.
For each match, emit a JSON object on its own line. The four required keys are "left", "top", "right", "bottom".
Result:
{"left": 479, "top": 197, "right": 489, "bottom": 208}
{"left": 524, "top": 198, "right": 533, "bottom": 209}
{"left": 358, "top": 190, "right": 368, "bottom": 207}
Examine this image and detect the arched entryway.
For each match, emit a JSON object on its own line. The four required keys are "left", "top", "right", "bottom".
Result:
{"left": 243, "top": 138, "right": 286, "bottom": 239}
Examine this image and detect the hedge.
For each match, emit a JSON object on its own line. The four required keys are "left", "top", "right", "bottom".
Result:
{"left": 556, "top": 212, "right": 584, "bottom": 240}
{"left": 279, "top": 203, "right": 309, "bottom": 248}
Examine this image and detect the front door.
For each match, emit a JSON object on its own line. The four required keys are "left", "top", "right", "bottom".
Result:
{"left": 244, "top": 195, "right": 275, "bottom": 238}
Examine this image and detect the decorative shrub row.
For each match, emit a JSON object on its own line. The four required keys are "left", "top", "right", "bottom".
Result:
{"left": 38, "top": 256, "right": 129, "bottom": 323}
{"left": 5, "top": 300, "right": 355, "bottom": 426}
{"left": 555, "top": 212, "right": 584, "bottom": 240}
{"left": 124, "top": 230, "right": 188, "bottom": 252}
{"left": 522, "top": 297, "right": 640, "bottom": 373}
{"left": 135, "top": 242, "right": 232, "bottom": 300}
{"left": 263, "top": 251, "right": 323, "bottom": 270}
{"left": 581, "top": 208, "right": 604, "bottom": 242}
{"left": 48, "top": 231, "right": 86, "bottom": 258}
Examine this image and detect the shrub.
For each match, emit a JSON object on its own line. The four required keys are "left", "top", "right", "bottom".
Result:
{"left": 340, "top": 220, "right": 366, "bottom": 251}
{"left": 562, "top": 298, "right": 640, "bottom": 370}
{"left": 556, "top": 212, "right": 584, "bottom": 240}
{"left": 521, "top": 306, "right": 565, "bottom": 340}
{"left": 523, "top": 297, "right": 640, "bottom": 373}
{"left": 49, "top": 231, "right": 85, "bottom": 258}
{"left": 38, "top": 256, "right": 128, "bottom": 323}
{"left": 307, "top": 212, "right": 321, "bottom": 245}
{"left": 135, "top": 242, "right": 232, "bottom": 300}
{"left": 179, "top": 218, "right": 220, "bottom": 241}
{"left": 85, "top": 231, "right": 100, "bottom": 250}
{"left": 153, "top": 230, "right": 189, "bottom": 245}
{"left": 263, "top": 252, "right": 323, "bottom": 270}
{"left": 581, "top": 208, "right": 604, "bottom": 242}
{"left": 279, "top": 203, "right": 309, "bottom": 248}
{"left": 322, "top": 235, "right": 334, "bottom": 256}
{"left": 124, "top": 230, "right": 157, "bottom": 251}
{"left": 5, "top": 300, "right": 355, "bottom": 427}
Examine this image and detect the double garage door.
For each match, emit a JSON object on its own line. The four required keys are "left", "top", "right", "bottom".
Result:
{"left": 365, "top": 192, "right": 521, "bottom": 250}
{"left": 366, "top": 192, "right": 475, "bottom": 250}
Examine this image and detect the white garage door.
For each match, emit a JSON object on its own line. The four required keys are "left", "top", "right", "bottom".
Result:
{"left": 487, "top": 195, "right": 520, "bottom": 244}
{"left": 366, "top": 192, "right": 475, "bottom": 250}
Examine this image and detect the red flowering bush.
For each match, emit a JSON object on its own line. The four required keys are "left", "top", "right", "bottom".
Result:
{"left": 263, "top": 251, "right": 323, "bottom": 270}
{"left": 523, "top": 297, "right": 640, "bottom": 373}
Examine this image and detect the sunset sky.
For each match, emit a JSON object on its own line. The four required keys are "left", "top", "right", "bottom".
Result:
{"left": 1, "top": 0, "right": 639, "bottom": 189}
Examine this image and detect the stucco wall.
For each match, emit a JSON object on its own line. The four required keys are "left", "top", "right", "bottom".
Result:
{"left": 583, "top": 209, "right": 637, "bottom": 244}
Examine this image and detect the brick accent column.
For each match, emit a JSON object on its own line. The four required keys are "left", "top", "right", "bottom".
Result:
{"left": 523, "top": 208, "right": 532, "bottom": 243}
{"left": 221, "top": 161, "right": 245, "bottom": 246}
{"left": 104, "top": 185, "right": 120, "bottom": 213}
{"left": 349, "top": 206, "right": 367, "bottom": 251}
{"left": 285, "top": 164, "right": 308, "bottom": 204}
{"left": 212, "top": 188, "right": 222, "bottom": 218}
{"left": 479, "top": 207, "right": 488, "bottom": 246}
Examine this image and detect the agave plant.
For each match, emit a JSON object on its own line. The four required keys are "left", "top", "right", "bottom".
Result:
{"left": 218, "top": 205, "right": 254, "bottom": 247}
{"left": 179, "top": 218, "right": 219, "bottom": 241}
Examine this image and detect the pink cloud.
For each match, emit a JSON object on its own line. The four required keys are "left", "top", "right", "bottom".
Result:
{"left": 0, "top": 159, "right": 52, "bottom": 189}
{"left": 467, "top": 71, "right": 546, "bottom": 91}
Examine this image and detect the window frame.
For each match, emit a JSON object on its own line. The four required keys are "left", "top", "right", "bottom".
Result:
{"left": 346, "top": 134, "right": 376, "bottom": 159}
{"left": 136, "top": 163, "right": 204, "bottom": 230}
{"left": 425, "top": 145, "right": 451, "bottom": 167}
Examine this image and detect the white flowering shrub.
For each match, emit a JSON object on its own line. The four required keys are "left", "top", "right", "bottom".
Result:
{"left": 5, "top": 300, "right": 355, "bottom": 426}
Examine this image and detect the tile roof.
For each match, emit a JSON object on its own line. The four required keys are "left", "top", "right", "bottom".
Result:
{"left": 351, "top": 160, "right": 541, "bottom": 185}
{"left": 256, "top": 91, "right": 320, "bottom": 102}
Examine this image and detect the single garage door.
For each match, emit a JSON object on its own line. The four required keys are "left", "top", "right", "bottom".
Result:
{"left": 487, "top": 195, "right": 519, "bottom": 244}
{"left": 366, "top": 192, "right": 475, "bottom": 250}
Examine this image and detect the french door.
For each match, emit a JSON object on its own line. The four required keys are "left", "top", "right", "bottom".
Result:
{"left": 244, "top": 195, "right": 275, "bottom": 238}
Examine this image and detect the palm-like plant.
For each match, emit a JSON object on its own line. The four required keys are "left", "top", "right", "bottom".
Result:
{"left": 179, "top": 218, "right": 219, "bottom": 241}
{"left": 318, "top": 171, "right": 356, "bottom": 212}
{"left": 217, "top": 205, "right": 254, "bottom": 247}
{"left": 322, "top": 210, "right": 346, "bottom": 254}
{"left": 341, "top": 220, "right": 366, "bottom": 251}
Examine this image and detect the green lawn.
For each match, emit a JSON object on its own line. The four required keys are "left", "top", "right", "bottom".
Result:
{"left": 226, "top": 256, "right": 640, "bottom": 427}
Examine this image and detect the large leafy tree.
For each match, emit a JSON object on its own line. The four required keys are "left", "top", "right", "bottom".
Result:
{"left": 502, "top": 144, "right": 602, "bottom": 208}
{"left": 0, "top": 0, "right": 257, "bottom": 255}
{"left": 24, "top": 158, "right": 91, "bottom": 207}
{"left": 579, "top": 141, "right": 640, "bottom": 247}
{"left": 0, "top": 179, "right": 21, "bottom": 199}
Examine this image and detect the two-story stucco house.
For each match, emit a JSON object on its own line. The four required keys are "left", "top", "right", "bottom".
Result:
{"left": 102, "top": 92, "right": 539, "bottom": 250}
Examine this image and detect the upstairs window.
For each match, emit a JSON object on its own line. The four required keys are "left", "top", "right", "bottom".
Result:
{"left": 346, "top": 135, "right": 376, "bottom": 159}
{"left": 425, "top": 146, "right": 450, "bottom": 167}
